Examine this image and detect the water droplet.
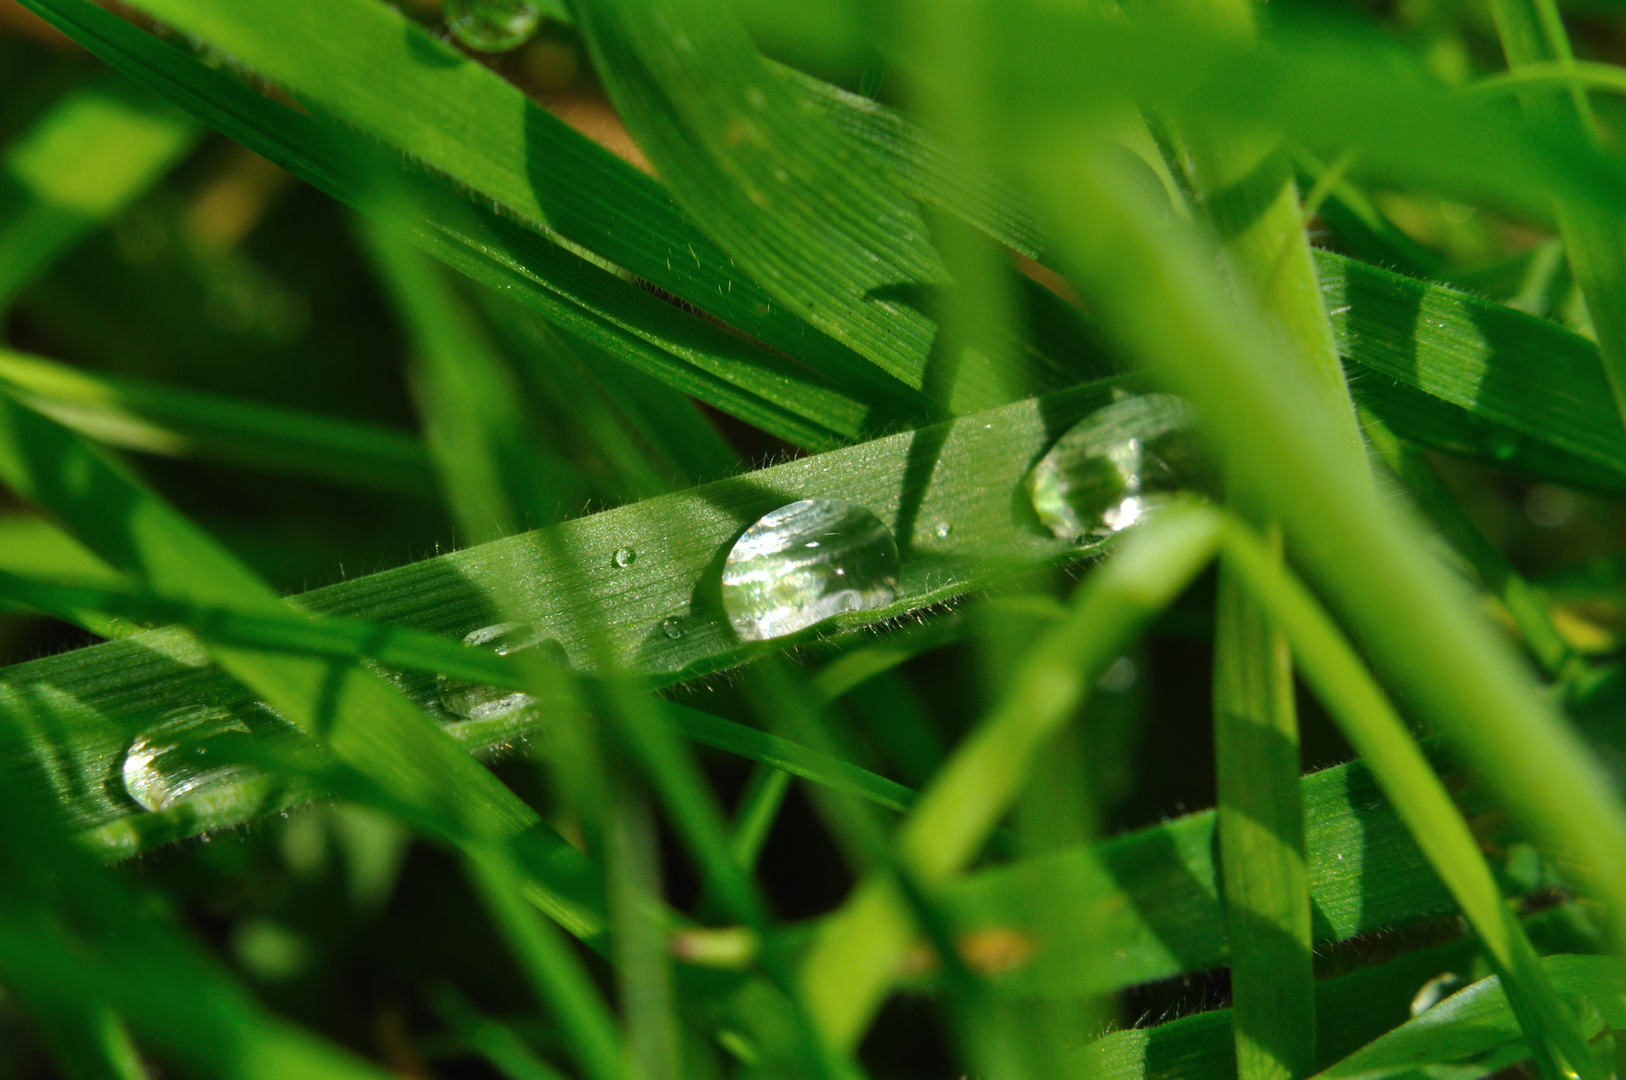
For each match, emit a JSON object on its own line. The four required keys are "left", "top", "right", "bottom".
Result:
{"left": 1488, "top": 432, "right": 1520, "bottom": 461}
{"left": 661, "top": 618, "right": 684, "bottom": 639}
{"left": 436, "top": 622, "right": 562, "bottom": 722}
{"left": 1098, "top": 656, "right": 1138, "bottom": 693}
{"left": 123, "top": 707, "right": 259, "bottom": 813}
{"left": 721, "top": 498, "right": 899, "bottom": 642}
{"left": 612, "top": 547, "right": 637, "bottom": 569}
{"left": 445, "top": 0, "right": 540, "bottom": 52}
{"left": 933, "top": 522, "right": 952, "bottom": 539}
{"left": 1026, "top": 394, "right": 1213, "bottom": 544}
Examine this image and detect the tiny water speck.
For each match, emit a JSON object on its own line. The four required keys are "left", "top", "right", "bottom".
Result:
{"left": 721, "top": 498, "right": 898, "bottom": 642}
{"left": 1026, "top": 394, "right": 1214, "bottom": 544}
{"left": 123, "top": 707, "right": 260, "bottom": 813}
{"left": 934, "top": 522, "right": 952, "bottom": 539}
{"left": 437, "top": 621, "right": 562, "bottom": 723}
{"left": 445, "top": 0, "right": 540, "bottom": 52}
{"left": 613, "top": 547, "right": 637, "bottom": 569}
{"left": 661, "top": 618, "right": 684, "bottom": 639}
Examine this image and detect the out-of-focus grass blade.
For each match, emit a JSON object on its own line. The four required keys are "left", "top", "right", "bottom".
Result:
{"left": 18, "top": 0, "right": 883, "bottom": 450}
{"left": 1221, "top": 518, "right": 1600, "bottom": 1080}
{"left": 799, "top": 505, "right": 1225, "bottom": 1051}
{"left": 0, "top": 769, "right": 394, "bottom": 1080}
{"left": 576, "top": 0, "right": 948, "bottom": 390}
{"left": 0, "top": 77, "right": 197, "bottom": 304}
{"left": 362, "top": 221, "right": 581, "bottom": 541}
{"left": 1319, "top": 251, "right": 1626, "bottom": 495}
{"left": 0, "top": 348, "right": 435, "bottom": 496}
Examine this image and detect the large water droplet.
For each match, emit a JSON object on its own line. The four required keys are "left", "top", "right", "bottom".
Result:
{"left": 445, "top": 0, "right": 541, "bottom": 52}
{"left": 1026, "top": 394, "right": 1213, "bottom": 544}
{"left": 721, "top": 499, "right": 899, "bottom": 642}
{"left": 436, "top": 622, "right": 562, "bottom": 722}
{"left": 122, "top": 707, "right": 260, "bottom": 813}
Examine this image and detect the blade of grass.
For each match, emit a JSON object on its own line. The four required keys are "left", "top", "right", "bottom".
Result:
{"left": 0, "top": 77, "right": 198, "bottom": 305}
{"left": 1220, "top": 515, "right": 1601, "bottom": 1080}
{"left": 576, "top": 0, "right": 948, "bottom": 389}
{"left": 426, "top": 984, "right": 574, "bottom": 1080}
{"left": 0, "top": 348, "right": 435, "bottom": 496}
{"left": 362, "top": 219, "right": 581, "bottom": 541}
{"left": 798, "top": 504, "right": 1225, "bottom": 1051}
{"left": 1485, "top": 0, "right": 1626, "bottom": 438}
{"left": 1026, "top": 112, "right": 1626, "bottom": 956}
{"left": 1214, "top": 545, "right": 1315, "bottom": 1080}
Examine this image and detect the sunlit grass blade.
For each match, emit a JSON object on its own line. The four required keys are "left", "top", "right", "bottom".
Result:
{"left": 1214, "top": 550, "right": 1315, "bottom": 1080}
{"left": 1220, "top": 516, "right": 1601, "bottom": 1080}
{"left": 0, "top": 347, "right": 434, "bottom": 495}
{"left": 799, "top": 505, "right": 1225, "bottom": 1051}
{"left": 1027, "top": 122, "right": 1626, "bottom": 952}
{"left": 0, "top": 76, "right": 197, "bottom": 305}
{"left": 577, "top": 0, "right": 948, "bottom": 389}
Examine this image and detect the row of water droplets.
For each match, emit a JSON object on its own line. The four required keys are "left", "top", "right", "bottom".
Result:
{"left": 121, "top": 394, "right": 1206, "bottom": 814}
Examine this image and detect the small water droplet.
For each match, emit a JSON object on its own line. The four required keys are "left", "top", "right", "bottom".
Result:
{"left": 661, "top": 618, "right": 684, "bottom": 639}
{"left": 1026, "top": 394, "right": 1214, "bottom": 544}
{"left": 122, "top": 707, "right": 259, "bottom": 813}
{"left": 445, "top": 0, "right": 540, "bottom": 52}
{"left": 612, "top": 547, "right": 637, "bottom": 569}
{"left": 436, "top": 622, "right": 562, "bottom": 722}
{"left": 933, "top": 522, "right": 952, "bottom": 539}
{"left": 1098, "top": 656, "right": 1138, "bottom": 692}
{"left": 1488, "top": 432, "right": 1520, "bottom": 461}
{"left": 721, "top": 498, "right": 899, "bottom": 642}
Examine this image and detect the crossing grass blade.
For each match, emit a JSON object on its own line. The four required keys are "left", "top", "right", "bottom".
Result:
{"left": 0, "top": 348, "right": 434, "bottom": 495}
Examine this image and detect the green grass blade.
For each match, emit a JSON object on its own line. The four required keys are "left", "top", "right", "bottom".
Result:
{"left": 362, "top": 219, "right": 580, "bottom": 540}
{"left": 1220, "top": 516, "right": 1601, "bottom": 1080}
{"left": 605, "top": 780, "right": 682, "bottom": 1080}
{"left": 1029, "top": 120, "right": 1626, "bottom": 954}
{"left": 0, "top": 77, "right": 198, "bottom": 305}
{"left": 426, "top": 984, "right": 574, "bottom": 1080}
{"left": 576, "top": 0, "right": 947, "bottom": 389}
{"left": 466, "top": 843, "right": 627, "bottom": 1080}
{"left": 798, "top": 504, "right": 1225, "bottom": 1051}
{"left": 0, "top": 347, "right": 435, "bottom": 495}
{"left": 1214, "top": 550, "right": 1315, "bottom": 1080}
{"left": 29, "top": 1005, "right": 146, "bottom": 1080}
{"left": 1319, "top": 250, "right": 1626, "bottom": 495}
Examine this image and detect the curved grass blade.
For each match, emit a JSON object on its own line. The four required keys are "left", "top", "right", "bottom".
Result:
{"left": 575, "top": 0, "right": 948, "bottom": 389}
{"left": 0, "top": 347, "right": 435, "bottom": 496}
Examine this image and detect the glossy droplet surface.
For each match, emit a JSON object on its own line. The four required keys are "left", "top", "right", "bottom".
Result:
{"left": 613, "top": 547, "right": 637, "bottom": 569}
{"left": 1026, "top": 394, "right": 1213, "bottom": 544}
{"left": 721, "top": 498, "right": 899, "bottom": 642}
{"left": 445, "top": 0, "right": 541, "bottom": 52}
{"left": 436, "top": 622, "right": 560, "bottom": 722}
{"left": 661, "top": 618, "right": 684, "bottom": 640}
{"left": 123, "top": 707, "right": 259, "bottom": 813}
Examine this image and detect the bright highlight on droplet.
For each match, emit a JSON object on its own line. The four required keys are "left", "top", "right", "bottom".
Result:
{"left": 445, "top": 0, "right": 541, "bottom": 52}
{"left": 122, "top": 707, "right": 260, "bottom": 813}
{"left": 436, "top": 621, "right": 562, "bottom": 723}
{"left": 1026, "top": 394, "right": 1213, "bottom": 544}
{"left": 721, "top": 498, "right": 899, "bottom": 642}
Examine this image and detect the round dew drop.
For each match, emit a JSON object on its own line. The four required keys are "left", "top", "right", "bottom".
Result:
{"left": 122, "top": 707, "right": 261, "bottom": 814}
{"left": 721, "top": 498, "right": 899, "bottom": 642}
{"left": 613, "top": 547, "right": 637, "bottom": 569}
{"left": 445, "top": 0, "right": 541, "bottom": 53}
{"left": 1025, "top": 393, "right": 1215, "bottom": 544}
